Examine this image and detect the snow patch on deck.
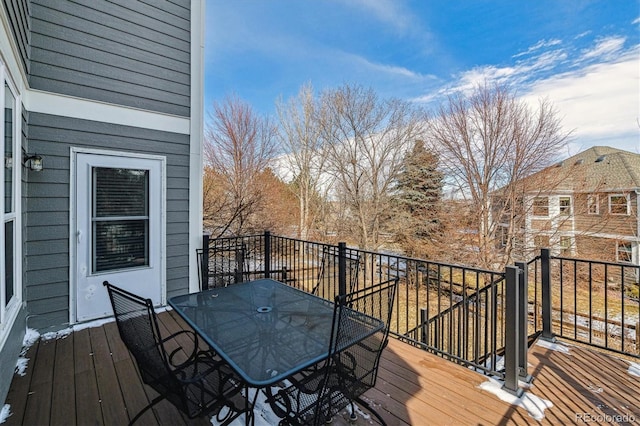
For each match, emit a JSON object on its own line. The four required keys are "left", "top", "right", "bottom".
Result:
{"left": 15, "top": 328, "right": 40, "bottom": 376}
{"left": 479, "top": 377, "right": 553, "bottom": 421}
{"left": 629, "top": 362, "right": 640, "bottom": 378}
{"left": 0, "top": 404, "right": 11, "bottom": 423}
{"left": 535, "top": 338, "right": 571, "bottom": 354}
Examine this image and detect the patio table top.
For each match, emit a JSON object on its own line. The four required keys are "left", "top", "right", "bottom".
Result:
{"left": 168, "top": 278, "right": 383, "bottom": 387}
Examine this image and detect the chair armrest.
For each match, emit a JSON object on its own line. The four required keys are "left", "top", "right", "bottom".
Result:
{"left": 161, "top": 329, "right": 201, "bottom": 369}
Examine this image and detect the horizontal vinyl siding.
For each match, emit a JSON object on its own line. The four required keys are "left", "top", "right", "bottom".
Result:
{"left": 0, "top": 308, "right": 26, "bottom": 405}
{"left": 30, "top": 0, "right": 190, "bottom": 116}
{"left": 25, "top": 113, "right": 190, "bottom": 331}
{"left": 2, "top": 0, "right": 30, "bottom": 74}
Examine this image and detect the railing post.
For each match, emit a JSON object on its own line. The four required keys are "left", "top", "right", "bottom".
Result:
{"left": 541, "top": 248, "right": 555, "bottom": 341}
{"left": 420, "top": 308, "right": 428, "bottom": 345}
{"left": 264, "top": 230, "right": 271, "bottom": 279}
{"left": 235, "top": 244, "right": 245, "bottom": 284}
{"left": 503, "top": 265, "right": 523, "bottom": 396}
{"left": 202, "top": 234, "right": 210, "bottom": 290}
{"left": 515, "top": 262, "right": 533, "bottom": 384}
{"left": 338, "top": 242, "right": 347, "bottom": 298}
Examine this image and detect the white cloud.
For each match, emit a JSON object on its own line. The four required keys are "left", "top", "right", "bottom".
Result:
{"left": 633, "top": 17, "right": 640, "bottom": 25}
{"left": 415, "top": 35, "right": 639, "bottom": 154}
{"left": 345, "top": 53, "right": 436, "bottom": 80}
{"left": 416, "top": 48, "right": 568, "bottom": 101}
{"left": 581, "top": 36, "right": 626, "bottom": 61}
{"left": 340, "top": 0, "right": 418, "bottom": 35}
{"left": 513, "top": 39, "right": 562, "bottom": 58}
{"left": 522, "top": 51, "right": 639, "bottom": 152}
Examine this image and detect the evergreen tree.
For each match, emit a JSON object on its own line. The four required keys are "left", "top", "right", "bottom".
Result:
{"left": 394, "top": 140, "right": 444, "bottom": 255}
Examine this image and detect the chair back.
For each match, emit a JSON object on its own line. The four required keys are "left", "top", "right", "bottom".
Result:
{"left": 329, "top": 277, "right": 398, "bottom": 393}
{"left": 312, "top": 245, "right": 361, "bottom": 297}
{"left": 103, "top": 282, "right": 176, "bottom": 393}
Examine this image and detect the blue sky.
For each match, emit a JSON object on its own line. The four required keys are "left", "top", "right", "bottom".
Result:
{"left": 204, "top": 0, "right": 640, "bottom": 157}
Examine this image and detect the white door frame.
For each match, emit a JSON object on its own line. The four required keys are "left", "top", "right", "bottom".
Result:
{"left": 69, "top": 147, "right": 167, "bottom": 324}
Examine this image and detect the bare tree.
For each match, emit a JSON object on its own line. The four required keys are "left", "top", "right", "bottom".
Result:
{"left": 276, "top": 84, "right": 329, "bottom": 239}
{"left": 427, "top": 82, "right": 570, "bottom": 268}
{"left": 319, "top": 84, "right": 426, "bottom": 250}
{"left": 204, "top": 94, "right": 278, "bottom": 237}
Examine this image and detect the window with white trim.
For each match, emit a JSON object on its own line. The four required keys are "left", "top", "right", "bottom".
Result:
{"left": 609, "top": 194, "right": 629, "bottom": 215}
{"left": 587, "top": 194, "right": 599, "bottom": 215}
{"left": 532, "top": 197, "right": 549, "bottom": 217}
{"left": 560, "top": 236, "right": 572, "bottom": 255}
{"left": 1, "top": 72, "right": 21, "bottom": 331}
{"left": 559, "top": 196, "right": 571, "bottom": 215}
{"left": 534, "top": 235, "right": 550, "bottom": 249}
{"left": 616, "top": 242, "right": 632, "bottom": 263}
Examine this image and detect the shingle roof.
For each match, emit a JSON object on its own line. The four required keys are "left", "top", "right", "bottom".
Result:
{"left": 530, "top": 146, "right": 640, "bottom": 193}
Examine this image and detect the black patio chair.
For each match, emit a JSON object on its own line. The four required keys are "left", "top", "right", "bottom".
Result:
{"left": 311, "top": 246, "right": 361, "bottom": 298}
{"left": 103, "top": 281, "right": 245, "bottom": 425}
{"left": 197, "top": 242, "right": 248, "bottom": 290}
{"left": 265, "top": 277, "right": 398, "bottom": 425}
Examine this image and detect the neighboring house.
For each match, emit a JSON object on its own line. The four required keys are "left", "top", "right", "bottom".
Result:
{"left": 0, "top": 0, "right": 204, "bottom": 404}
{"left": 513, "top": 146, "right": 640, "bottom": 264}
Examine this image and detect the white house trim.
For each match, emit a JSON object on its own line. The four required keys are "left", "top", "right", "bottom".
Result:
{"left": 69, "top": 147, "right": 167, "bottom": 323}
{"left": 189, "top": 0, "right": 205, "bottom": 292}
{"left": 23, "top": 89, "right": 191, "bottom": 135}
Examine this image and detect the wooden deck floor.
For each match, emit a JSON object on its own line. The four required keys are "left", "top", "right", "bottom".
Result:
{"left": 4, "top": 310, "right": 639, "bottom": 425}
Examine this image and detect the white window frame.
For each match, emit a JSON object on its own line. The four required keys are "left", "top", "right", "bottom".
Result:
{"left": 559, "top": 196, "right": 572, "bottom": 216}
{"left": 609, "top": 194, "right": 630, "bottom": 215}
{"left": 616, "top": 241, "right": 633, "bottom": 263}
{"left": 587, "top": 194, "right": 599, "bottom": 215}
{"left": 532, "top": 196, "right": 549, "bottom": 217}
{"left": 0, "top": 64, "right": 22, "bottom": 347}
{"left": 559, "top": 235, "right": 573, "bottom": 255}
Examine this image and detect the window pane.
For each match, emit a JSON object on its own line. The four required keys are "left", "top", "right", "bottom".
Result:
{"left": 587, "top": 195, "right": 598, "bottom": 215}
{"left": 4, "top": 220, "right": 14, "bottom": 306}
{"left": 610, "top": 196, "right": 628, "bottom": 215}
{"left": 94, "top": 168, "right": 148, "bottom": 217}
{"left": 533, "top": 197, "right": 548, "bottom": 216}
{"left": 92, "top": 166, "right": 150, "bottom": 273}
{"left": 559, "top": 197, "right": 571, "bottom": 215}
{"left": 4, "top": 83, "right": 14, "bottom": 214}
{"left": 94, "top": 220, "right": 149, "bottom": 272}
{"left": 617, "top": 243, "right": 632, "bottom": 263}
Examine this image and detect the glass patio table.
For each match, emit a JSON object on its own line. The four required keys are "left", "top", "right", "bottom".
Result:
{"left": 168, "top": 278, "right": 384, "bottom": 389}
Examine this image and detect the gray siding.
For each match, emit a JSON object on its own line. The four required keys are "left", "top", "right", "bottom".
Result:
{"left": 30, "top": 0, "right": 191, "bottom": 116}
{"left": 2, "top": 0, "right": 30, "bottom": 74}
{"left": 0, "top": 308, "right": 26, "bottom": 406}
{"left": 25, "top": 113, "right": 190, "bottom": 331}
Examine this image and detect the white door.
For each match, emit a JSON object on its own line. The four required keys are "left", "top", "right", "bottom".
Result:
{"left": 74, "top": 151, "right": 165, "bottom": 322}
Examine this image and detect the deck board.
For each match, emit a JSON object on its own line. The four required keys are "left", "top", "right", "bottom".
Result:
{"left": 51, "top": 334, "right": 75, "bottom": 426}
{"left": 4, "top": 311, "right": 639, "bottom": 426}
{"left": 23, "top": 337, "right": 55, "bottom": 426}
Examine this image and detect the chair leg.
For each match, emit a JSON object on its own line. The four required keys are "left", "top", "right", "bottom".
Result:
{"left": 128, "top": 394, "right": 166, "bottom": 426}
{"left": 349, "top": 401, "right": 357, "bottom": 421}
{"left": 355, "top": 397, "right": 386, "bottom": 426}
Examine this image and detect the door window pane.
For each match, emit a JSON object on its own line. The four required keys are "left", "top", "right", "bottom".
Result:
{"left": 92, "top": 167, "right": 149, "bottom": 273}
{"left": 4, "top": 220, "right": 14, "bottom": 306}
{"left": 4, "top": 83, "right": 14, "bottom": 214}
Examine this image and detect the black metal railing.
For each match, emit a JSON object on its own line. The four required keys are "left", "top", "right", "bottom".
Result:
{"left": 198, "top": 232, "right": 640, "bottom": 393}
{"left": 199, "top": 232, "right": 512, "bottom": 377}
{"left": 527, "top": 248, "right": 640, "bottom": 358}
